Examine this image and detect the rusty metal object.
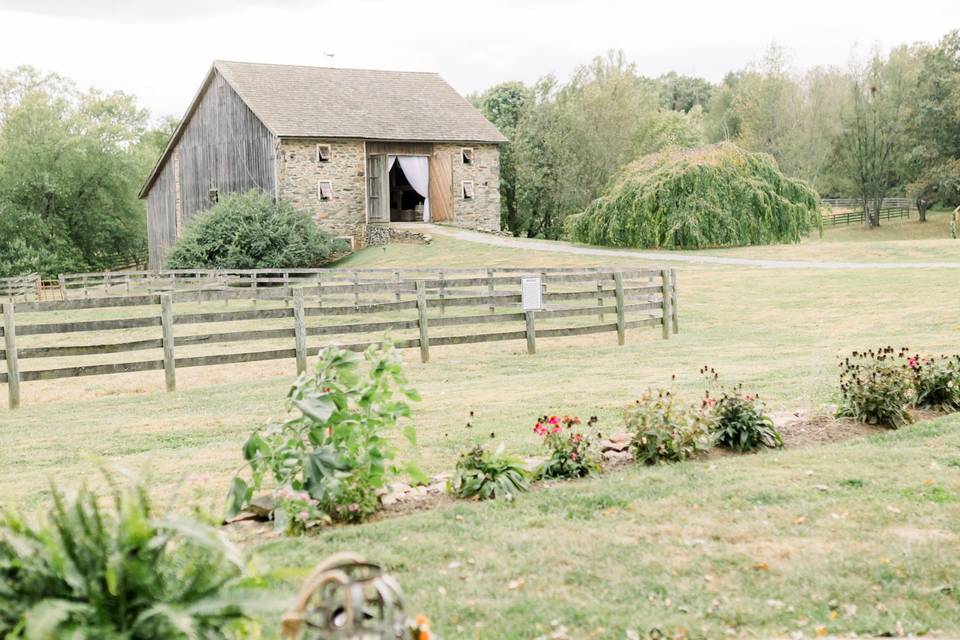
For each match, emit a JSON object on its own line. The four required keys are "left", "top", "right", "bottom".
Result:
{"left": 281, "top": 552, "right": 410, "bottom": 639}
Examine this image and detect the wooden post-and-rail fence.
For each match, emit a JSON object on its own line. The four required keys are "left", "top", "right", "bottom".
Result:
{"left": 0, "top": 268, "right": 679, "bottom": 409}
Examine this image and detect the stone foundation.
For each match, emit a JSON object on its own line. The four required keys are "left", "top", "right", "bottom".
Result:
{"left": 361, "top": 223, "right": 432, "bottom": 246}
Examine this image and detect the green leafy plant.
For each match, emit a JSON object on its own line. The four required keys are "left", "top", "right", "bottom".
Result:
{"left": 625, "top": 388, "right": 714, "bottom": 464}
{"left": 228, "top": 342, "right": 422, "bottom": 528}
{"left": 0, "top": 469, "right": 256, "bottom": 638}
{"left": 448, "top": 445, "right": 529, "bottom": 501}
{"left": 837, "top": 347, "right": 914, "bottom": 429}
{"left": 165, "top": 190, "right": 349, "bottom": 269}
{"left": 910, "top": 354, "right": 960, "bottom": 411}
{"left": 700, "top": 367, "right": 782, "bottom": 452}
{"left": 533, "top": 415, "right": 601, "bottom": 480}
{"left": 707, "top": 390, "right": 782, "bottom": 452}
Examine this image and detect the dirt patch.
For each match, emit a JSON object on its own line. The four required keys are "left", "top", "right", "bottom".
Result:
{"left": 773, "top": 412, "right": 881, "bottom": 448}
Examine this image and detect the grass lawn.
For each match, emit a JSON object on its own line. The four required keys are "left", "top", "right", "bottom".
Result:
{"left": 696, "top": 209, "right": 959, "bottom": 263}
{"left": 1, "top": 232, "right": 958, "bottom": 637}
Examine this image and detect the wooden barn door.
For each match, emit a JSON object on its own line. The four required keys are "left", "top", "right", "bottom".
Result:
{"left": 366, "top": 154, "right": 389, "bottom": 223}
{"left": 429, "top": 151, "right": 453, "bottom": 222}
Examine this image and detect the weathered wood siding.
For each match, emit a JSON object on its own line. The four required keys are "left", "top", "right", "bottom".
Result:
{"left": 146, "top": 71, "right": 277, "bottom": 268}
{"left": 146, "top": 161, "right": 177, "bottom": 269}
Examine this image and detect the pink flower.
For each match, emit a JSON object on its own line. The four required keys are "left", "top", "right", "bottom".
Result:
{"left": 348, "top": 503, "right": 359, "bottom": 512}
{"left": 548, "top": 416, "right": 559, "bottom": 425}
{"left": 551, "top": 425, "right": 562, "bottom": 434}
{"left": 570, "top": 452, "right": 578, "bottom": 461}
{"left": 298, "top": 510, "right": 309, "bottom": 522}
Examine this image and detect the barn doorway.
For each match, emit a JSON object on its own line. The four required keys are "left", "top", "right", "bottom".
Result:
{"left": 388, "top": 156, "right": 428, "bottom": 222}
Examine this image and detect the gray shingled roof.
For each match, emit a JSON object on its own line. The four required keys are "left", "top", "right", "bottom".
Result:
{"left": 214, "top": 60, "right": 507, "bottom": 143}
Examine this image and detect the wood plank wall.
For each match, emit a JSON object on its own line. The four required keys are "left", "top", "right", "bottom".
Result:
{"left": 146, "top": 71, "right": 278, "bottom": 269}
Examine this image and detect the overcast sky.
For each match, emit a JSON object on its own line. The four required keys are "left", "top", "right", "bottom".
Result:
{"left": 0, "top": 0, "right": 955, "bottom": 122}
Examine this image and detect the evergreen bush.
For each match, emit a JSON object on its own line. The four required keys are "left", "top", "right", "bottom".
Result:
{"left": 165, "top": 190, "right": 349, "bottom": 269}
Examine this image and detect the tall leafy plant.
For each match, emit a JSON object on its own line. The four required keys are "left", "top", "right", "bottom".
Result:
{"left": 0, "top": 470, "right": 256, "bottom": 638}
{"left": 228, "top": 342, "right": 422, "bottom": 526}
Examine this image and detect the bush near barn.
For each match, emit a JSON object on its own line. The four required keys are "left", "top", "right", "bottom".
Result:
{"left": 165, "top": 190, "right": 349, "bottom": 270}
{"left": 566, "top": 142, "right": 821, "bottom": 249}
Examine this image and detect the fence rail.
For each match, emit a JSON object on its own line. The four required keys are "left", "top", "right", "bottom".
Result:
{"left": 1, "top": 267, "right": 679, "bottom": 409}
{"left": 0, "top": 273, "right": 40, "bottom": 302}
{"left": 820, "top": 197, "right": 915, "bottom": 226}
{"left": 51, "top": 266, "right": 670, "bottom": 301}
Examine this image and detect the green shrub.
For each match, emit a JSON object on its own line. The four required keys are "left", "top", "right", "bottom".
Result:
{"left": 448, "top": 445, "right": 529, "bottom": 501}
{"left": 566, "top": 142, "right": 821, "bottom": 249}
{"left": 911, "top": 354, "right": 960, "bottom": 411}
{"left": 707, "top": 389, "right": 782, "bottom": 452}
{"left": 837, "top": 347, "right": 914, "bottom": 429}
{"left": 0, "top": 470, "right": 255, "bottom": 638}
{"left": 625, "top": 388, "right": 714, "bottom": 464}
{"left": 165, "top": 190, "right": 349, "bottom": 269}
{"left": 228, "top": 342, "right": 423, "bottom": 529}
{"left": 533, "top": 415, "right": 602, "bottom": 480}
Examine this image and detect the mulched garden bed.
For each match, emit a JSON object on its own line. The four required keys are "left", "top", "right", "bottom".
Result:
{"left": 223, "top": 407, "right": 953, "bottom": 545}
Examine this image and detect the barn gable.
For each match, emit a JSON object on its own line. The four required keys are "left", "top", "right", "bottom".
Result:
{"left": 142, "top": 68, "right": 277, "bottom": 267}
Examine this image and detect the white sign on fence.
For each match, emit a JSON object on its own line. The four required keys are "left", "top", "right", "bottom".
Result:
{"left": 521, "top": 277, "right": 543, "bottom": 311}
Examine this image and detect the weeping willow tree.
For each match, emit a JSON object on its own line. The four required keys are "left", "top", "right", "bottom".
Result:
{"left": 566, "top": 142, "right": 821, "bottom": 248}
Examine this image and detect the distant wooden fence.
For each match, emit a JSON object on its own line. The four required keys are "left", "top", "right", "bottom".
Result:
{"left": 820, "top": 197, "right": 914, "bottom": 226}
{"left": 0, "top": 274, "right": 40, "bottom": 302}
{"left": 53, "top": 267, "right": 654, "bottom": 300}
{"left": 0, "top": 268, "right": 679, "bottom": 409}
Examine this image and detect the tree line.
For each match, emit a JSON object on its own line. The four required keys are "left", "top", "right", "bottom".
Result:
{"left": 474, "top": 31, "right": 960, "bottom": 236}
{"left": 1, "top": 30, "right": 958, "bottom": 276}
{"left": 0, "top": 67, "right": 174, "bottom": 277}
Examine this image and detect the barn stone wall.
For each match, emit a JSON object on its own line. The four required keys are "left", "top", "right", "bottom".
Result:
{"left": 276, "top": 139, "right": 366, "bottom": 237}
{"left": 436, "top": 143, "right": 501, "bottom": 233}
{"left": 276, "top": 139, "right": 501, "bottom": 242}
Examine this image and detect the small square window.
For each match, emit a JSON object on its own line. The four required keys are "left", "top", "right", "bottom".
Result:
{"left": 461, "top": 180, "right": 475, "bottom": 199}
{"left": 461, "top": 147, "right": 474, "bottom": 164}
{"left": 316, "top": 144, "right": 331, "bottom": 162}
{"left": 318, "top": 180, "right": 333, "bottom": 200}
{"left": 208, "top": 187, "right": 219, "bottom": 203}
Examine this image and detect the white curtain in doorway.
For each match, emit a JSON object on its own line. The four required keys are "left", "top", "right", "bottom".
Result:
{"left": 387, "top": 155, "right": 397, "bottom": 171}
{"left": 396, "top": 155, "right": 430, "bottom": 222}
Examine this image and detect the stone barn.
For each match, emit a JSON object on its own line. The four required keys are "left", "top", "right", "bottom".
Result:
{"left": 139, "top": 60, "right": 507, "bottom": 268}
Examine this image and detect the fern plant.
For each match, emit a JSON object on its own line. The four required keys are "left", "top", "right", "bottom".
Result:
{"left": 448, "top": 445, "right": 529, "bottom": 501}
{"left": 0, "top": 471, "right": 259, "bottom": 639}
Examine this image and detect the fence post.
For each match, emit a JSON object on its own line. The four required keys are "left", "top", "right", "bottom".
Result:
{"left": 525, "top": 310, "right": 537, "bottom": 354}
{"left": 597, "top": 280, "right": 604, "bottom": 321}
{"left": 353, "top": 271, "right": 360, "bottom": 308}
{"left": 660, "top": 269, "right": 672, "bottom": 340}
{"left": 416, "top": 280, "right": 430, "bottom": 363}
{"left": 160, "top": 294, "right": 176, "bottom": 392}
{"left": 316, "top": 272, "right": 323, "bottom": 308}
{"left": 394, "top": 270, "right": 401, "bottom": 303}
{"left": 3, "top": 302, "right": 21, "bottom": 409}
{"left": 670, "top": 268, "right": 678, "bottom": 334}
{"left": 293, "top": 288, "right": 307, "bottom": 374}
{"left": 438, "top": 271, "right": 446, "bottom": 315}
{"left": 487, "top": 269, "right": 495, "bottom": 314}
{"left": 613, "top": 272, "right": 625, "bottom": 346}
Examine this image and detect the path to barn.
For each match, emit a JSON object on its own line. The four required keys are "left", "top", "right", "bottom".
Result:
{"left": 424, "top": 224, "right": 960, "bottom": 269}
